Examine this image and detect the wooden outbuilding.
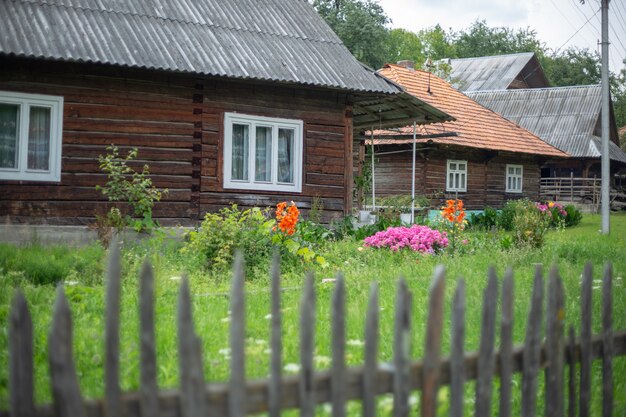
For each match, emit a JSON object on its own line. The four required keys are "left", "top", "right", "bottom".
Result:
{"left": 360, "top": 63, "right": 566, "bottom": 210}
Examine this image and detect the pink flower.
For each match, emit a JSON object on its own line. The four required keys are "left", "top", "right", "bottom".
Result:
{"left": 363, "top": 225, "right": 448, "bottom": 254}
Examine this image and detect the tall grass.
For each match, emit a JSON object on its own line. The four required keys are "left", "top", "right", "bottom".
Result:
{"left": 0, "top": 214, "right": 624, "bottom": 414}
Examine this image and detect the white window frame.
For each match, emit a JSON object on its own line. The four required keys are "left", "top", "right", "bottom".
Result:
{"left": 0, "top": 91, "right": 63, "bottom": 182}
{"left": 223, "top": 112, "right": 303, "bottom": 193}
{"left": 446, "top": 159, "right": 467, "bottom": 192}
{"left": 506, "top": 164, "right": 523, "bottom": 193}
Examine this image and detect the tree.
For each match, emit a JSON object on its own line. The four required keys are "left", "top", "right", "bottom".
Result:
{"left": 384, "top": 28, "right": 425, "bottom": 66}
{"left": 313, "top": 0, "right": 390, "bottom": 69}
{"left": 418, "top": 25, "right": 456, "bottom": 61}
{"left": 542, "top": 47, "right": 601, "bottom": 87}
{"left": 453, "top": 20, "right": 544, "bottom": 58}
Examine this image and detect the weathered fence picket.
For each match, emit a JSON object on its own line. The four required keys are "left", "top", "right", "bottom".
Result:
{"left": 9, "top": 291, "right": 34, "bottom": 417}
{"left": 474, "top": 268, "right": 498, "bottom": 417}
{"left": 421, "top": 266, "right": 445, "bottom": 417}
{"left": 362, "top": 283, "right": 379, "bottom": 417}
{"left": 580, "top": 262, "right": 593, "bottom": 417}
{"left": 449, "top": 279, "right": 465, "bottom": 417}
{"left": 545, "top": 266, "right": 565, "bottom": 417}
{"left": 393, "top": 279, "right": 411, "bottom": 417}
{"left": 521, "top": 267, "right": 544, "bottom": 417}
{"left": 602, "top": 263, "right": 613, "bottom": 417}
{"left": 499, "top": 268, "right": 514, "bottom": 417}
{"left": 269, "top": 253, "right": 282, "bottom": 417}
{"left": 4, "top": 251, "right": 626, "bottom": 417}
{"left": 104, "top": 239, "right": 122, "bottom": 417}
{"left": 139, "top": 261, "right": 158, "bottom": 417}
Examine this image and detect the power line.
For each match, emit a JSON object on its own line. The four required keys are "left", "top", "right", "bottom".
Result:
{"left": 554, "top": 7, "right": 601, "bottom": 54}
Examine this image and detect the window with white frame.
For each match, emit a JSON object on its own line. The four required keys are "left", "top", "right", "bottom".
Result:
{"left": 223, "top": 112, "right": 303, "bottom": 192}
{"left": 446, "top": 160, "right": 467, "bottom": 192}
{"left": 0, "top": 91, "right": 63, "bottom": 182}
{"left": 506, "top": 164, "right": 523, "bottom": 193}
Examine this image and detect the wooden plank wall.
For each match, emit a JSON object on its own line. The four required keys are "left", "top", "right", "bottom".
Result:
{"left": 369, "top": 144, "right": 542, "bottom": 209}
{"left": 0, "top": 57, "right": 352, "bottom": 225}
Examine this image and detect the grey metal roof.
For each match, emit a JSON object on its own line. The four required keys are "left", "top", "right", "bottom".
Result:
{"left": 0, "top": 0, "right": 401, "bottom": 94}
{"left": 467, "top": 86, "right": 626, "bottom": 163}
{"left": 450, "top": 52, "right": 536, "bottom": 92}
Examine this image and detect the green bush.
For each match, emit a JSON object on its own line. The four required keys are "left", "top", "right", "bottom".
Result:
{"left": 511, "top": 201, "right": 549, "bottom": 248}
{"left": 497, "top": 199, "right": 527, "bottom": 231}
{"left": 564, "top": 205, "right": 583, "bottom": 227}
{"left": 468, "top": 206, "right": 498, "bottom": 230}
{"left": 182, "top": 206, "right": 273, "bottom": 274}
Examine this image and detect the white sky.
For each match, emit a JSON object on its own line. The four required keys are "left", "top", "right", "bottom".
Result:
{"left": 377, "top": 0, "right": 626, "bottom": 72}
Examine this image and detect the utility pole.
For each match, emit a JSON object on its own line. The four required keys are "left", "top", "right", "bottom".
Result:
{"left": 600, "top": 0, "right": 610, "bottom": 234}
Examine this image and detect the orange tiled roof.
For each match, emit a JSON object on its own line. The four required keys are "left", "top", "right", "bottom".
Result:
{"left": 372, "top": 64, "right": 567, "bottom": 158}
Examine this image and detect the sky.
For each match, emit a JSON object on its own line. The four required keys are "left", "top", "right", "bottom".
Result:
{"left": 377, "top": 0, "right": 626, "bottom": 72}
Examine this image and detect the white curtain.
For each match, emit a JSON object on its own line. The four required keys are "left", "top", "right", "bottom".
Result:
{"left": 277, "top": 128, "right": 294, "bottom": 183}
{"left": 255, "top": 126, "right": 272, "bottom": 182}
{"left": 0, "top": 103, "right": 19, "bottom": 169}
{"left": 28, "top": 106, "right": 51, "bottom": 171}
{"left": 231, "top": 124, "right": 249, "bottom": 181}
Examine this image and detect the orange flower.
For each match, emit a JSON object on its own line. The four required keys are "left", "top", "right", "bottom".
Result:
{"left": 274, "top": 201, "right": 299, "bottom": 235}
{"left": 441, "top": 199, "right": 465, "bottom": 224}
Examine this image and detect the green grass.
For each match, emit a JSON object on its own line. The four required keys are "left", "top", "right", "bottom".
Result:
{"left": 0, "top": 214, "right": 625, "bottom": 415}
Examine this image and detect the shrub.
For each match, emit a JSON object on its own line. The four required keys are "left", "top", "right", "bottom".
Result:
{"left": 363, "top": 225, "right": 448, "bottom": 254}
{"left": 564, "top": 204, "right": 583, "bottom": 227}
{"left": 183, "top": 206, "right": 273, "bottom": 273}
{"left": 96, "top": 145, "right": 167, "bottom": 234}
{"left": 511, "top": 201, "right": 549, "bottom": 248}
{"left": 498, "top": 199, "right": 529, "bottom": 231}
{"left": 468, "top": 206, "right": 498, "bottom": 230}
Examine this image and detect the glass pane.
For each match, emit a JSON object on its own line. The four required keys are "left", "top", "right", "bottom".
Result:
{"left": 0, "top": 103, "right": 19, "bottom": 169}
{"left": 458, "top": 163, "right": 465, "bottom": 171}
{"left": 508, "top": 167, "right": 514, "bottom": 174}
{"left": 231, "top": 124, "right": 249, "bottom": 181}
{"left": 507, "top": 177, "right": 512, "bottom": 190}
{"left": 449, "top": 163, "right": 456, "bottom": 170}
{"left": 516, "top": 178, "right": 522, "bottom": 190}
{"left": 277, "top": 128, "right": 294, "bottom": 183}
{"left": 28, "top": 106, "right": 51, "bottom": 170}
{"left": 255, "top": 126, "right": 272, "bottom": 182}
{"left": 460, "top": 173, "right": 466, "bottom": 189}
{"left": 516, "top": 168, "right": 522, "bottom": 175}
{"left": 454, "top": 173, "right": 459, "bottom": 189}
{"left": 448, "top": 172, "right": 453, "bottom": 189}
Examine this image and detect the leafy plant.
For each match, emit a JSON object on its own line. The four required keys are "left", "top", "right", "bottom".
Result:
{"left": 512, "top": 200, "right": 549, "bottom": 248}
{"left": 468, "top": 206, "right": 498, "bottom": 231}
{"left": 183, "top": 205, "right": 273, "bottom": 274}
{"left": 564, "top": 205, "right": 583, "bottom": 227}
{"left": 96, "top": 145, "right": 167, "bottom": 233}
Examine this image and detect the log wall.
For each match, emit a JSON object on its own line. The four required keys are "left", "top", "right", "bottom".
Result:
{"left": 370, "top": 144, "right": 542, "bottom": 209}
{"left": 0, "top": 57, "right": 352, "bottom": 225}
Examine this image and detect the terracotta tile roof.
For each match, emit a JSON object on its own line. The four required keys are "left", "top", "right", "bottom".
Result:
{"left": 372, "top": 64, "right": 567, "bottom": 158}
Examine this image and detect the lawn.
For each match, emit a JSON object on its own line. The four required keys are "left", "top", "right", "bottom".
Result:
{"left": 0, "top": 213, "right": 625, "bottom": 415}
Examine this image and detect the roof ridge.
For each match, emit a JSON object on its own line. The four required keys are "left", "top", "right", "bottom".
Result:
{"left": 449, "top": 52, "right": 535, "bottom": 62}
{"left": 467, "top": 84, "right": 601, "bottom": 94}
{"left": 13, "top": 0, "right": 344, "bottom": 46}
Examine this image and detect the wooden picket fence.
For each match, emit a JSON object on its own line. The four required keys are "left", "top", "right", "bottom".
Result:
{"left": 4, "top": 241, "right": 625, "bottom": 417}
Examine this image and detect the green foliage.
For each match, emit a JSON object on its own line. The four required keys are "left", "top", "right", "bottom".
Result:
{"left": 453, "top": 20, "right": 543, "bottom": 59}
{"left": 564, "top": 205, "right": 583, "bottom": 227}
{"left": 385, "top": 28, "right": 425, "bottom": 66}
{"left": 0, "top": 243, "right": 105, "bottom": 286}
{"left": 183, "top": 206, "right": 273, "bottom": 274}
{"left": 96, "top": 145, "right": 167, "bottom": 233}
{"left": 511, "top": 201, "right": 549, "bottom": 248}
{"left": 468, "top": 206, "right": 498, "bottom": 231}
{"left": 313, "top": 0, "right": 390, "bottom": 69}
{"left": 541, "top": 47, "right": 601, "bottom": 87}
{"left": 497, "top": 199, "right": 525, "bottom": 231}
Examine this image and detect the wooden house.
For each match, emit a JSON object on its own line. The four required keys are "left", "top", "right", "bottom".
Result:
{"left": 0, "top": 0, "right": 451, "bottom": 227}
{"left": 468, "top": 86, "right": 626, "bottom": 178}
{"left": 361, "top": 63, "right": 566, "bottom": 210}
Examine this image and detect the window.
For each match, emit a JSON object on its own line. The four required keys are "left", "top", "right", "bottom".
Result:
{"left": 506, "top": 164, "right": 523, "bottom": 193}
{"left": 0, "top": 91, "right": 63, "bottom": 182}
{"left": 223, "top": 113, "right": 303, "bottom": 192}
{"left": 446, "top": 160, "right": 467, "bottom": 192}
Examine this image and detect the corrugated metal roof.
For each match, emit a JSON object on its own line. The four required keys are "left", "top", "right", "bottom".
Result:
{"left": 450, "top": 52, "right": 536, "bottom": 92}
{"left": 0, "top": 0, "right": 402, "bottom": 94}
{"left": 468, "top": 86, "right": 626, "bottom": 163}
{"left": 368, "top": 64, "right": 566, "bottom": 158}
